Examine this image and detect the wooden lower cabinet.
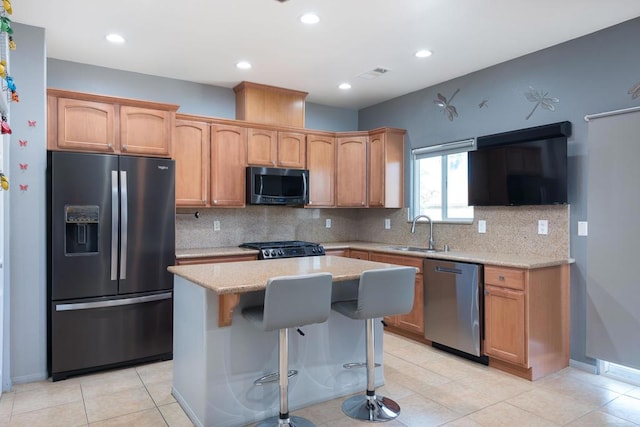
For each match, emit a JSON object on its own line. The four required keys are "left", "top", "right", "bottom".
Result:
{"left": 369, "top": 253, "right": 424, "bottom": 337}
{"left": 324, "top": 249, "right": 347, "bottom": 257}
{"left": 483, "top": 264, "right": 570, "bottom": 380}
{"left": 348, "top": 249, "right": 369, "bottom": 260}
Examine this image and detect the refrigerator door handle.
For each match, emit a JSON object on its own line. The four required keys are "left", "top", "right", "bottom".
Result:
{"left": 55, "top": 292, "right": 172, "bottom": 311}
{"left": 111, "top": 170, "right": 119, "bottom": 280}
{"left": 120, "top": 170, "right": 128, "bottom": 280}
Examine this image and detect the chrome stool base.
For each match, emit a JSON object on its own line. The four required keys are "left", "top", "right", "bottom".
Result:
{"left": 342, "top": 394, "right": 401, "bottom": 422}
{"left": 256, "top": 414, "right": 316, "bottom": 427}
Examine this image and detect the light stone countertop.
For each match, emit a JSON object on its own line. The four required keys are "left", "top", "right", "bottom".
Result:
{"left": 168, "top": 255, "right": 399, "bottom": 294}
{"left": 175, "top": 241, "right": 574, "bottom": 269}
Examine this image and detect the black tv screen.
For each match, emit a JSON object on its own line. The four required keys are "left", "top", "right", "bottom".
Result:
{"left": 468, "top": 136, "right": 567, "bottom": 206}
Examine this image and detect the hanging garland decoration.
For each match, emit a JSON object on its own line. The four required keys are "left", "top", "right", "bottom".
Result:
{"left": 0, "top": 0, "right": 13, "bottom": 192}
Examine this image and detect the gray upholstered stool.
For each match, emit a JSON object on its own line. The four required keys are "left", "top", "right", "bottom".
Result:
{"left": 242, "top": 273, "right": 333, "bottom": 427}
{"left": 332, "top": 267, "right": 417, "bottom": 422}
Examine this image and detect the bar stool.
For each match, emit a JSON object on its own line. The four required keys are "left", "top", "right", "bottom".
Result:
{"left": 242, "top": 273, "right": 333, "bottom": 427}
{"left": 331, "top": 267, "right": 416, "bottom": 422}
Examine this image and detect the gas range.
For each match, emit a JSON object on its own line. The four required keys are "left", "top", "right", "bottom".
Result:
{"left": 240, "top": 240, "right": 325, "bottom": 260}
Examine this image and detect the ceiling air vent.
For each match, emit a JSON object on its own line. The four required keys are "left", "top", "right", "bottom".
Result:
{"left": 357, "top": 67, "right": 391, "bottom": 80}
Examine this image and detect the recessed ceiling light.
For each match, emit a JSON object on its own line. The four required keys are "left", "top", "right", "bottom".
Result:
{"left": 300, "top": 13, "right": 320, "bottom": 24}
{"left": 415, "top": 49, "right": 433, "bottom": 58}
{"left": 338, "top": 83, "right": 351, "bottom": 90}
{"left": 106, "top": 33, "right": 125, "bottom": 44}
{"left": 236, "top": 61, "right": 252, "bottom": 70}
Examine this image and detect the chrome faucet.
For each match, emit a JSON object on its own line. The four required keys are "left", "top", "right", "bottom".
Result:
{"left": 411, "top": 214, "right": 435, "bottom": 251}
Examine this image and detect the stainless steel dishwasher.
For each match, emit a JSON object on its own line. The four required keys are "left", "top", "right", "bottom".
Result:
{"left": 423, "top": 259, "right": 487, "bottom": 363}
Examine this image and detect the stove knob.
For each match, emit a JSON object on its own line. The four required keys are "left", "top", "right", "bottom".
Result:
{"left": 312, "top": 247, "right": 317, "bottom": 253}
{"left": 279, "top": 250, "right": 284, "bottom": 256}
{"left": 270, "top": 250, "right": 276, "bottom": 257}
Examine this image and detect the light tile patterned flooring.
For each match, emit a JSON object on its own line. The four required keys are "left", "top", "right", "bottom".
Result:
{"left": 1, "top": 332, "right": 639, "bottom": 426}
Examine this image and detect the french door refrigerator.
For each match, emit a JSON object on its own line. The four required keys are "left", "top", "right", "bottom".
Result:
{"left": 47, "top": 151, "right": 175, "bottom": 381}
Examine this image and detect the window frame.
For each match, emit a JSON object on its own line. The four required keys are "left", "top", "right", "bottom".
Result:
{"left": 411, "top": 138, "right": 476, "bottom": 223}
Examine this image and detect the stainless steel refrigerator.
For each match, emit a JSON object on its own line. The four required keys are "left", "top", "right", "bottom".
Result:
{"left": 47, "top": 151, "right": 175, "bottom": 381}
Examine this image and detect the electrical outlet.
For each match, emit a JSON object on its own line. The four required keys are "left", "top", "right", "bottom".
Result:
{"left": 578, "top": 221, "right": 588, "bottom": 236}
{"left": 384, "top": 218, "right": 391, "bottom": 229}
{"left": 478, "top": 220, "right": 486, "bottom": 234}
{"left": 538, "top": 219, "right": 548, "bottom": 235}
{"left": 325, "top": 218, "right": 332, "bottom": 228}
{"left": 213, "top": 220, "right": 220, "bottom": 231}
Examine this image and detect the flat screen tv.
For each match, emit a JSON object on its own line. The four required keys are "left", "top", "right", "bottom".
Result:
{"left": 468, "top": 122, "right": 570, "bottom": 206}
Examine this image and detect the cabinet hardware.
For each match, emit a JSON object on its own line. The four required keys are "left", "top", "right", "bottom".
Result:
{"left": 498, "top": 275, "right": 505, "bottom": 281}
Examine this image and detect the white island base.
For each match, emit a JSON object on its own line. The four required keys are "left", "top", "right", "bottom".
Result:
{"left": 172, "top": 275, "right": 385, "bottom": 427}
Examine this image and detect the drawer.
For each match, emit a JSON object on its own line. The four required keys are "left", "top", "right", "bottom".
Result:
{"left": 484, "top": 265, "right": 525, "bottom": 290}
{"left": 369, "top": 252, "right": 423, "bottom": 273}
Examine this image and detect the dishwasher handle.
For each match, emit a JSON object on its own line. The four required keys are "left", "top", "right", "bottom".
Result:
{"left": 435, "top": 266, "right": 463, "bottom": 275}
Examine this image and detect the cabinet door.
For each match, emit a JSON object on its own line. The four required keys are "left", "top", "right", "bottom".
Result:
{"left": 277, "top": 131, "right": 306, "bottom": 168}
{"left": 336, "top": 136, "right": 368, "bottom": 207}
{"left": 369, "top": 253, "right": 423, "bottom": 334}
{"left": 55, "top": 98, "right": 116, "bottom": 153}
{"left": 174, "top": 120, "right": 209, "bottom": 206}
{"left": 396, "top": 273, "right": 425, "bottom": 335}
{"left": 368, "top": 132, "right": 385, "bottom": 207}
{"left": 484, "top": 284, "right": 527, "bottom": 366}
{"left": 306, "top": 134, "right": 336, "bottom": 207}
{"left": 210, "top": 124, "right": 247, "bottom": 207}
{"left": 247, "top": 128, "right": 277, "bottom": 166}
{"left": 348, "top": 250, "right": 369, "bottom": 260}
{"left": 120, "top": 106, "right": 172, "bottom": 157}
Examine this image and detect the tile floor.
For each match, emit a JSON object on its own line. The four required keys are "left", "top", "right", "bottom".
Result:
{"left": 1, "top": 332, "right": 639, "bottom": 426}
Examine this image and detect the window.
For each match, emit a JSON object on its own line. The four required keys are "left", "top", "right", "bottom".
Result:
{"left": 412, "top": 139, "right": 475, "bottom": 222}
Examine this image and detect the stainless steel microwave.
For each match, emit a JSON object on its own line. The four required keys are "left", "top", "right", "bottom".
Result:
{"left": 246, "top": 167, "right": 309, "bottom": 205}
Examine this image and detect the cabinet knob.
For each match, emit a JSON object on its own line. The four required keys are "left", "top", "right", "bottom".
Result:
{"left": 107, "top": 143, "right": 114, "bottom": 151}
{"left": 484, "top": 289, "right": 489, "bottom": 295}
{"left": 122, "top": 145, "right": 127, "bottom": 151}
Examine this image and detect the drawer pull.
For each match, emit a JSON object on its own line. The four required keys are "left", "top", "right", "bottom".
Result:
{"left": 498, "top": 275, "right": 505, "bottom": 281}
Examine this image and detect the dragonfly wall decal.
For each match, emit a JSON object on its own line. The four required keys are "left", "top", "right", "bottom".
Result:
{"left": 434, "top": 89, "right": 460, "bottom": 121}
{"left": 525, "top": 86, "right": 559, "bottom": 120}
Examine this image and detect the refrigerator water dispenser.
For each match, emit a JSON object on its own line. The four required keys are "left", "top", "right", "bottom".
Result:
{"left": 64, "top": 205, "right": 99, "bottom": 255}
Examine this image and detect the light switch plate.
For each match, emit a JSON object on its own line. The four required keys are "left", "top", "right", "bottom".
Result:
{"left": 578, "top": 221, "right": 588, "bottom": 236}
{"left": 384, "top": 218, "right": 391, "bottom": 229}
{"left": 538, "top": 219, "right": 548, "bottom": 235}
{"left": 325, "top": 218, "right": 332, "bottom": 228}
{"left": 478, "top": 220, "right": 486, "bottom": 234}
{"left": 213, "top": 220, "right": 220, "bottom": 231}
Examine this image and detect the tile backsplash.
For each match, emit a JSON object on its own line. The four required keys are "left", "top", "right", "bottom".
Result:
{"left": 176, "top": 205, "right": 569, "bottom": 259}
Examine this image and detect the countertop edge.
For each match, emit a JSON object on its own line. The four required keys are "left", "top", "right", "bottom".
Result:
{"left": 175, "top": 242, "right": 574, "bottom": 269}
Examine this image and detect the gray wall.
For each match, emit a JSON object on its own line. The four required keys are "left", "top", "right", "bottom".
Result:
{"left": 48, "top": 59, "right": 358, "bottom": 132}
{"left": 9, "top": 24, "right": 47, "bottom": 386}
{"left": 359, "top": 17, "right": 640, "bottom": 366}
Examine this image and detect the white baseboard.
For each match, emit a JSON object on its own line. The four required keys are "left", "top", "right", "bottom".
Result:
{"left": 570, "top": 358, "right": 598, "bottom": 374}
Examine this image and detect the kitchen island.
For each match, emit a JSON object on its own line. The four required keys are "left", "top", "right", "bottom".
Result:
{"left": 167, "top": 256, "right": 400, "bottom": 427}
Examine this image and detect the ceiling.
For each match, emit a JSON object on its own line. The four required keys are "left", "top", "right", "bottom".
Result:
{"left": 12, "top": 0, "right": 640, "bottom": 110}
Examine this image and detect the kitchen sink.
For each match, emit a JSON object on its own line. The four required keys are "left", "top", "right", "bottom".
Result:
{"left": 386, "top": 246, "right": 440, "bottom": 253}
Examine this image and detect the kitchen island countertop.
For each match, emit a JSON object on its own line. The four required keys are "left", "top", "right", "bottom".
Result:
{"left": 168, "top": 255, "right": 398, "bottom": 295}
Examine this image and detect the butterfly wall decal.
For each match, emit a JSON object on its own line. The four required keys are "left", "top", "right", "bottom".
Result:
{"left": 19, "top": 184, "right": 27, "bottom": 191}
{"left": 18, "top": 139, "right": 27, "bottom": 146}
{"left": 27, "top": 120, "right": 36, "bottom": 127}
{"left": 19, "top": 163, "right": 27, "bottom": 170}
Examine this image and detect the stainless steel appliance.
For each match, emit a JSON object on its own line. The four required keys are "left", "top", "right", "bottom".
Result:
{"left": 47, "top": 151, "right": 175, "bottom": 381}
{"left": 423, "top": 259, "right": 487, "bottom": 363}
{"left": 240, "top": 241, "right": 325, "bottom": 260}
{"left": 246, "top": 166, "right": 309, "bottom": 205}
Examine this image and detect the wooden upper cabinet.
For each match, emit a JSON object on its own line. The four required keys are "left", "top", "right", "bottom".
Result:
{"left": 277, "top": 131, "right": 306, "bottom": 168}
{"left": 336, "top": 135, "right": 368, "bottom": 207}
{"left": 174, "top": 119, "right": 209, "bottom": 206}
{"left": 368, "top": 129, "right": 405, "bottom": 208}
{"left": 210, "top": 124, "right": 247, "bottom": 207}
{"left": 247, "top": 128, "right": 277, "bottom": 167}
{"left": 234, "top": 81, "right": 307, "bottom": 128}
{"left": 120, "top": 106, "right": 173, "bottom": 157}
{"left": 247, "top": 129, "right": 305, "bottom": 168}
{"left": 306, "top": 133, "right": 336, "bottom": 207}
{"left": 47, "top": 89, "right": 178, "bottom": 158}
{"left": 52, "top": 97, "right": 117, "bottom": 153}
